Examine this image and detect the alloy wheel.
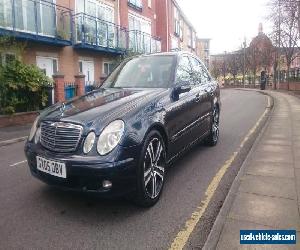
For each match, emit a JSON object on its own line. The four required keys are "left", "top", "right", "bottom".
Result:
{"left": 143, "top": 137, "right": 165, "bottom": 199}
{"left": 212, "top": 107, "right": 219, "bottom": 143}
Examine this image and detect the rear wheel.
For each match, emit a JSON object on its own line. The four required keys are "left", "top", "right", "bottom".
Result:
{"left": 135, "top": 130, "right": 166, "bottom": 207}
{"left": 205, "top": 106, "right": 220, "bottom": 146}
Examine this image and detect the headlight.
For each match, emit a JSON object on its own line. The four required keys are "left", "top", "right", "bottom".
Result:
{"left": 83, "top": 132, "right": 96, "bottom": 154}
{"left": 97, "top": 120, "right": 125, "bottom": 155}
{"left": 34, "top": 127, "right": 41, "bottom": 144}
{"left": 28, "top": 116, "right": 39, "bottom": 141}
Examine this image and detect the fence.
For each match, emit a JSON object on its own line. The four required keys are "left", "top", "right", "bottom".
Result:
{"left": 223, "top": 76, "right": 273, "bottom": 88}
{"left": 74, "top": 13, "right": 127, "bottom": 50}
{"left": 0, "top": 0, "right": 72, "bottom": 42}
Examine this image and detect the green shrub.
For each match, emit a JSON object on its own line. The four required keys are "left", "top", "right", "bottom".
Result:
{"left": 0, "top": 60, "right": 53, "bottom": 115}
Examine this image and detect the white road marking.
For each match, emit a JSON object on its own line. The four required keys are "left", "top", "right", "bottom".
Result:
{"left": 10, "top": 160, "right": 27, "bottom": 167}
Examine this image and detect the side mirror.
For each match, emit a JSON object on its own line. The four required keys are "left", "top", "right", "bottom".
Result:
{"left": 172, "top": 84, "right": 191, "bottom": 100}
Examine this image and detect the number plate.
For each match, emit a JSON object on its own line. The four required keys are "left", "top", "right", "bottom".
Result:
{"left": 36, "top": 156, "right": 66, "bottom": 178}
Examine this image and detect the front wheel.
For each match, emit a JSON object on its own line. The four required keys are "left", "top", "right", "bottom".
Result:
{"left": 204, "top": 106, "right": 220, "bottom": 146}
{"left": 135, "top": 130, "right": 166, "bottom": 207}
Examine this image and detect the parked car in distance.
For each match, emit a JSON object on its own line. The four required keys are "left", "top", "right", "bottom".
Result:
{"left": 24, "top": 52, "right": 221, "bottom": 207}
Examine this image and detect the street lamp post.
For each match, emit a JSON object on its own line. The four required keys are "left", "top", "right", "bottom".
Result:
{"left": 243, "top": 38, "right": 246, "bottom": 88}
{"left": 277, "top": 0, "right": 281, "bottom": 90}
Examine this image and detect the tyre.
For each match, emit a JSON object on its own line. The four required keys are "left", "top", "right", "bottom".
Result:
{"left": 135, "top": 130, "right": 166, "bottom": 207}
{"left": 205, "top": 105, "right": 220, "bottom": 146}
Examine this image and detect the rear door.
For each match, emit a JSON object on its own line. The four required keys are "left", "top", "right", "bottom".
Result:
{"left": 189, "top": 56, "right": 212, "bottom": 134}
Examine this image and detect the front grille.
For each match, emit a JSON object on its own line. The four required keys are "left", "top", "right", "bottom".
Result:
{"left": 40, "top": 121, "right": 83, "bottom": 152}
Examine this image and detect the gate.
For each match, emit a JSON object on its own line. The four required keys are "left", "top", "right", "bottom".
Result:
{"left": 64, "top": 82, "right": 77, "bottom": 100}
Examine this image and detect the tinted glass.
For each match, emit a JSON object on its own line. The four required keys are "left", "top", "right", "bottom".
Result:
{"left": 190, "top": 56, "right": 210, "bottom": 84}
{"left": 103, "top": 56, "right": 176, "bottom": 88}
{"left": 176, "top": 56, "right": 193, "bottom": 85}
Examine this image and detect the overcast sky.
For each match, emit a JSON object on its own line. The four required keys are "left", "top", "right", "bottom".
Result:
{"left": 178, "top": 0, "right": 272, "bottom": 54}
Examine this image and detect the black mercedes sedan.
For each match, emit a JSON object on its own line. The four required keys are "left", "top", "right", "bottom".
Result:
{"left": 24, "top": 52, "right": 221, "bottom": 207}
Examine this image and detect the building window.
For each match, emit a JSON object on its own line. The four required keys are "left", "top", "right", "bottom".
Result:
{"left": 0, "top": 52, "right": 16, "bottom": 65}
{"left": 192, "top": 32, "right": 196, "bottom": 49}
{"left": 179, "top": 20, "right": 183, "bottom": 41}
{"left": 171, "top": 36, "right": 179, "bottom": 51}
{"left": 128, "top": 13, "right": 152, "bottom": 52}
{"left": 174, "top": 7, "right": 183, "bottom": 40}
{"left": 128, "top": 0, "right": 143, "bottom": 10}
{"left": 129, "top": 14, "right": 151, "bottom": 34}
{"left": 76, "top": 0, "right": 114, "bottom": 22}
{"left": 174, "top": 7, "right": 180, "bottom": 37}
{"left": 188, "top": 28, "right": 192, "bottom": 48}
{"left": 36, "top": 56, "right": 58, "bottom": 78}
{"left": 103, "top": 62, "right": 115, "bottom": 75}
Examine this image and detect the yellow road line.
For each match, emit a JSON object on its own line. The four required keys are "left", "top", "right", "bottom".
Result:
{"left": 169, "top": 96, "right": 271, "bottom": 250}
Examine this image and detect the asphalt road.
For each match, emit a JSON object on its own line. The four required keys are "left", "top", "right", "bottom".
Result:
{"left": 0, "top": 89, "right": 267, "bottom": 250}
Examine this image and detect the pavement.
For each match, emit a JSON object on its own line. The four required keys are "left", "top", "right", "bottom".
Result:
{"left": 204, "top": 90, "right": 300, "bottom": 249}
{"left": 0, "top": 124, "right": 30, "bottom": 146}
{"left": 0, "top": 89, "right": 269, "bottom": 249}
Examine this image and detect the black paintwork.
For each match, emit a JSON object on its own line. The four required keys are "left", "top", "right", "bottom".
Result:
{"left": 24, "top": 52, "right": 221, "bottom": 195}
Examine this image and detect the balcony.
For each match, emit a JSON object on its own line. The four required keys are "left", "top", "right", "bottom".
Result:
{"left": 128, "top": 30, "right": 161, "bottom": 54}
{"left": 73, "top": 13, "right": 127, "bottom": 55}
{"left": 0, "top": 0, "right": 72, "bottom": 46}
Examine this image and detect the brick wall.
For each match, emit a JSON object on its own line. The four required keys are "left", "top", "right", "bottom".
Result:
{"left": 0, "top": 112, "right": 38, "bottom": 128}
{"left": 156, "top": 0, "right": 169, "bottom": 51}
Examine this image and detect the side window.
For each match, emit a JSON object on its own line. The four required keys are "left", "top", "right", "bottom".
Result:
{"left": 176, "top": 56, "right": 192, "bottom": 85}
{"left": 200, "top": 62, "right": 211, "bottom": 82}
{"left": 190, "top": 56, "right": 210, "bottom": 84}
{"left": 189, "top": 57, "right": 202, "bottom": 85}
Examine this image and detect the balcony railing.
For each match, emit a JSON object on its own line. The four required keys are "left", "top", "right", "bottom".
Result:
{"left": 0, "top": 0, "right": 72, "bottom": 45}
{"left": 74, "top": 13, "right": 127, "bottom": 54}
{"left": 128, "top": 30, "right": 161, "bottom": 54}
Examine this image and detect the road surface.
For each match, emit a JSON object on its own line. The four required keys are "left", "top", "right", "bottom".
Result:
{"left": 0, "top": 89, "right": 267, "bottom": 250}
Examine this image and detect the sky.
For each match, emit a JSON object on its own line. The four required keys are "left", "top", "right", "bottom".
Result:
{"left": 178, "top": 0, "right": 272, "bottom": 54}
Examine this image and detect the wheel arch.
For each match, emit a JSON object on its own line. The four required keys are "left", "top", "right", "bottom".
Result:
{"left": 146, "top": 123, "right": 169, "bottom": 156}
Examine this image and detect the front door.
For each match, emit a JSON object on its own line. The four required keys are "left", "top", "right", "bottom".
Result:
{"left": 36, "top": 56, "right": 57, "bottom": 104}
{"left": 80, "top": 60, "right": 95, "bottom": 85}
{"left": 167, "top": 55, "right": 200, "bottom": 158}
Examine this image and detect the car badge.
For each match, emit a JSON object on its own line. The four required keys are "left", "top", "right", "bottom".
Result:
{"left": 60, "top": 103, "right": 65, "bottom": 116}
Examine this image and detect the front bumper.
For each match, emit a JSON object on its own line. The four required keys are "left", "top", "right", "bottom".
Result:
{"left": 24, "top": 142, "right": 139, "bottom": 196}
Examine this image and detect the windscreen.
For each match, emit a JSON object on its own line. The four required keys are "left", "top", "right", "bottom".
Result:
{"left": 102, "top": 55, "right": 176, "bottom": 88}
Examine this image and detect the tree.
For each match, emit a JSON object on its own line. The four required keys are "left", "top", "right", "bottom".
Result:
{"left": 227, "top": 52, "right": 243, "bottom": 83}
{"left": 269, "top": 0, "right": 300, "bottom": 89}
{"left": 210, "top": 59, "right": 223, "bottom": 79}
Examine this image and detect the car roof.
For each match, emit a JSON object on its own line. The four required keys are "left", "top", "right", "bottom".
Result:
{"left": 140, "top": 51, "right": 196, "bottom": 58}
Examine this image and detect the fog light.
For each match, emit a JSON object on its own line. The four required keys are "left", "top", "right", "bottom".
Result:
{"left": 102, "top": 180, "right": 112, "bottom": 189}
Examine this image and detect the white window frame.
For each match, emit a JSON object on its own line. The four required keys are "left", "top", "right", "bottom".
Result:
{"left": 128, "top": 12, "right": 152, "bottom": 34}
{"left": 103, "top": 61, "right": 115, "bottom": 76}
{"left": 76, "top": 0, "right": 114, "bottom": 23}
{"left": 36, "top": 56, "right": 58, "bottom": 75}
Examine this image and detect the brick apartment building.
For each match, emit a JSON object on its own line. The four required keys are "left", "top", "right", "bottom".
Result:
{"left": 196, "top": 38, "right": 210, "bottom": 69}
{"left": 156, "top": 0, "right": 197, "bottom": 53}
{"left": 0, "top": 0, "right": 208, "bottom": 87}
